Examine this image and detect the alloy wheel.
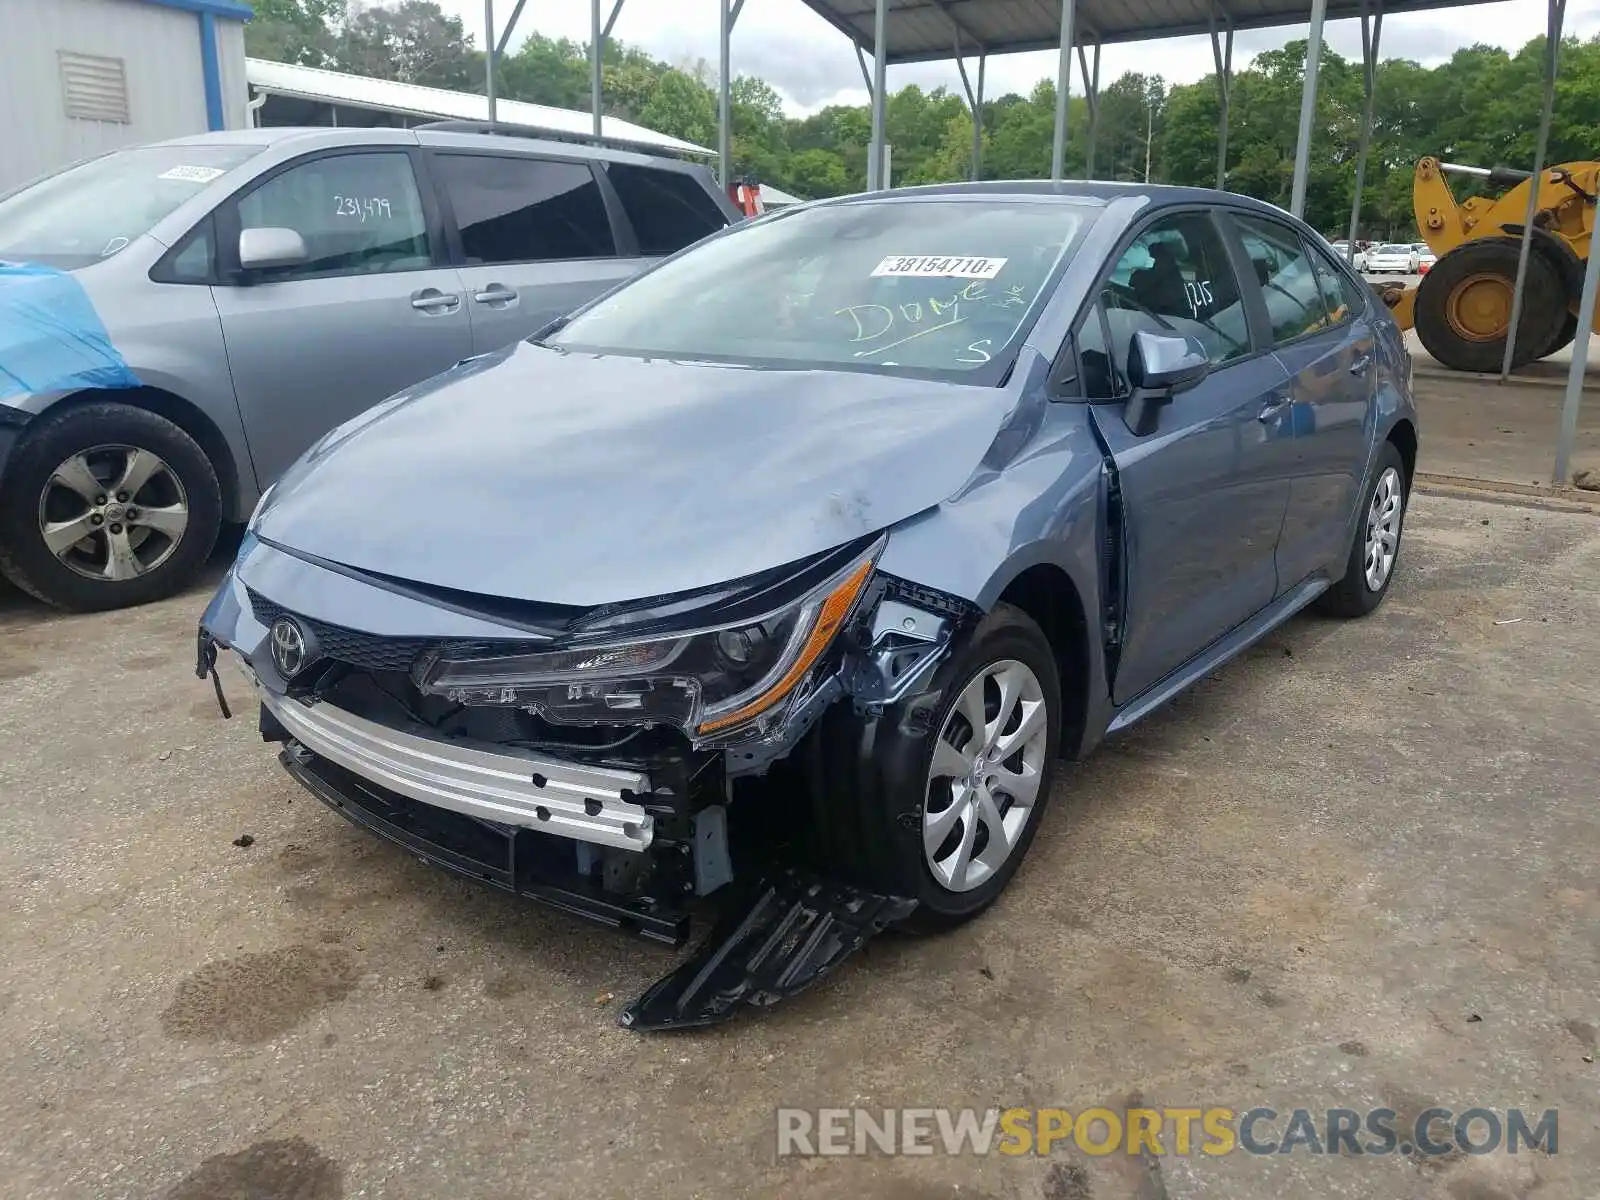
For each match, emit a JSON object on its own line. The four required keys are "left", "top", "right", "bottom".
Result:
{"left": 36, "top": 445, "right": 190, "bottom": 582}
{"left": 1363, "top": 466, "right": 1404, "bottom": 592}
{"left": 923, "top": 659, "right": 1049, "bottom": 893}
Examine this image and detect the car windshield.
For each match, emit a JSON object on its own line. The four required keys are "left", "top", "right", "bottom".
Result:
{"left": 547, "top": 198, "right": 1096, "bottom": 383}
{"left": 1378, "top": 244, "right": 1411, "bottom": 255}
{"left": 0, "top": 144, "right": 262, "bottom": 268}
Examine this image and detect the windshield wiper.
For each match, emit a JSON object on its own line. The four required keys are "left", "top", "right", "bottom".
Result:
{"left": 528, "top": 315, "right": 571, "bottom": 345}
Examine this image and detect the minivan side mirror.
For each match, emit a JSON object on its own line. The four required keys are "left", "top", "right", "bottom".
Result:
{"left": 1123, "top": 329, "right": 1210, "bottom": 436}
{"left": 238, "top": 226, "right": 309, "bottom": 272}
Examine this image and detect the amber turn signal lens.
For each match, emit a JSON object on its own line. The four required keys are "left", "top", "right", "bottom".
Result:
{"left": 696, "top": 556, "right": 875, "bottom": 735}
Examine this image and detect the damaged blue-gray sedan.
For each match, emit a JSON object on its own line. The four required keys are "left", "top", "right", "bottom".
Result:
{"left": 198, "top": 182, "right": 1417, "bottom": 1029}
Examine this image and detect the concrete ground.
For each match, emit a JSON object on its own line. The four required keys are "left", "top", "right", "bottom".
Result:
{"left": 1412, "top": 370, "right": 1600, "bottom": 490}
{"left": 1348, "top": 270, "right": 1600, "bottom": 491}
{"left": 1, "top": 490, "right": 1597, "bottom": 1200}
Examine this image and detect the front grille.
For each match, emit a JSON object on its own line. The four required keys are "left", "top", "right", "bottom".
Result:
{"left": 247, "top": 589, "right": 435, "bottom": 672}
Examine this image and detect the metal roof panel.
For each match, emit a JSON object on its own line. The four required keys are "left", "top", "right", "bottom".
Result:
{"left": 244, "top": 58, "right": 713, "bottom": 156}
{"left": 801, "top": 0, "right": 1500, "bottom": 61}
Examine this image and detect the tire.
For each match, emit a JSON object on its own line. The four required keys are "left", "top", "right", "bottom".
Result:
{"left": 802, "top": 603, "right": 1062, "bottom": 933}
{"left": 1314, "top": 441, "right": 1408, "bottom": 619}
{"left": 1413, "top": 238, "right": 1566, "bottom": 373}
{"left": 0, "top": 401, "right": 222, "bottom": 612}
{"left": 1539, "top": 310, "right": 1579, "bottom": 359}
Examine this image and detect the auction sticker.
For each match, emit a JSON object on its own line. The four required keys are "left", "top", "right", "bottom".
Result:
{"left": 871, "top": 255, "right": 1007, "bottom": 280}
{"left": 158, "top": 165, "right": 227, "bottom": 184}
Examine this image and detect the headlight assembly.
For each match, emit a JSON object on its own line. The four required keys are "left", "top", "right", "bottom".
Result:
{"left": 246, "top": 482, "right": 277, "bottom": 531}
{"left": 415, "top": 540, "right": 882, "bottom": 744}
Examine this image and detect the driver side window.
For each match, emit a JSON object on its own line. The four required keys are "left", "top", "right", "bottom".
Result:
{"left": 1100, "top": 211, "right": 1249, "bottom": 392}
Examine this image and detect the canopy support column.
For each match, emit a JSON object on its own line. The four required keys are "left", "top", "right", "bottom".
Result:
{"left": 868, "top": 0, "right": 888, "bottom": 190}
{"left": 1344, "top": 0, "right": 1382, "bottom": 264}
{"left": 484, "top": 0, "right": 496, "bottom": 121}
{"left": 587, "top": 0, "right": 627, "bottom": 138}
{"left": 1554, "top": 204, "right": 1597, "bottom": 483}
{"left": 1208, "top": 3, "right": 1233, "bottom": 190}
{"left": 1051, "top": 0, "right": 1076, "bottom": 180}
{"left": 1289, "top": 0, "right": 1327, "bottom": 218}
{"left": 1500, "top": 0, "right": 1566, "bottom": 381}
{"left": 954, "top": 38, "right": 988, "bottom": 182}
{"left": 1077, "top": 37, "right": 1101, "bottom": 178}
{"left": 718, "top": 0, "right": 747, "bottom": 189}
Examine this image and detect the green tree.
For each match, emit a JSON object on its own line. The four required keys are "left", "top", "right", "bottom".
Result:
{"left": 495, "top": 34, "right": 590, "bottom": 110}
{"left": 337, "top": 0, "right": 477, "bottom": 91}
{"left": 246, "top": 0, "right": 345, "bottom": 65}
{"left": 638, "top": 69, "right": 718, "bottom": 149}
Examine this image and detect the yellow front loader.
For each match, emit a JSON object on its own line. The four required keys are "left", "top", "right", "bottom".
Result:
{"left": 1379, "top": 156, "right": 1599, "bottom": 372}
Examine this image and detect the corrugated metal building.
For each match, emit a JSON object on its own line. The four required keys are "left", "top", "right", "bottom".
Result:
{"left": 0, "top": 0, "right": 252, "bottom": 194}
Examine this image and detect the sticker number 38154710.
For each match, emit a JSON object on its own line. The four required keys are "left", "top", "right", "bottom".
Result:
{"left": 871, "top": 255, "right": 1007, "bottom": 280}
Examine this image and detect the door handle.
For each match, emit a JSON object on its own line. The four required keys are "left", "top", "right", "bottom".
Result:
{"left": 1349, "top": 353, "right": 1373, "bottom": 375}
{"left": 472, "top": 284, "right": 518, "bottom": 307}
{"left": 1258, "top": 394, "right": 1292, "bottom": 422}
{"left": 410, "top": 289, "right": 459, "bottom": 313}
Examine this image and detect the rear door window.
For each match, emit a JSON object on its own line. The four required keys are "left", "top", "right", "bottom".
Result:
{"left": 1306, "top": 242, "right": 1369, "bottom": 323}
{"left": 433, "top": 154, "right": 615, "bottom": 264}
{"left": 1232, "top": 214, "right": 1333, "bottom": 344}
{"left": 604, "top": 163, "right": 730, "bottom": 256}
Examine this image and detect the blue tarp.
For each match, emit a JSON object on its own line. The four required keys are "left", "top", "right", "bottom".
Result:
{"left": 0, "top": 262, "right": 141, "bottom": 400}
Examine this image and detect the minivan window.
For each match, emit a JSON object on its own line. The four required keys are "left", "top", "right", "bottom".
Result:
{"left": 0, "top": 144, "right": 261, "bottom": 269}
{"left": 549, "top": 199, "right": 1094, "bottom": 383}
{"left": 434, "top": 154, "right": 614, "bottom": 263}
{"left": 232, "top": 151, "right": 431, "bottom": 282}
{"left": 605, "top": 163, "right": 729, "bottom": 255}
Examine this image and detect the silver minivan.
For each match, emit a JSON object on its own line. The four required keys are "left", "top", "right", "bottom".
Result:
{"left": 0, "top": 124, "right": 736, "bottom": 611}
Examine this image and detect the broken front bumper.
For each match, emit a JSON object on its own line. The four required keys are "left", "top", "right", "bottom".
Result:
{"left": 280, "top": 744, "right": 694, "bottom": 945}
{"left": 258, "top": 685, "right": 656, "bottom": 853}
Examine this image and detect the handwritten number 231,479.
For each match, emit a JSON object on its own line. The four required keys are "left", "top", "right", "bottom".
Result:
{"left": 333, "top": 195, "right": 392, "bottom": 223}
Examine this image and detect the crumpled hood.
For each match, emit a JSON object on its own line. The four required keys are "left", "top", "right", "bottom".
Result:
{"left": 256, "top": 342, "right": 1019, "bottom": 606}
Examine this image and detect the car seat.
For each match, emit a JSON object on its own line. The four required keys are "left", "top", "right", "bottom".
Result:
{"left": 1129, "top": 241, "right": 1190, "bottom": 318}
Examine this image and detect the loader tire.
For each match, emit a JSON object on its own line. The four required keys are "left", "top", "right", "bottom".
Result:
{"left": 1413, "top": 238, "right": 1566, "bottom": 373}
{"left": 1539, "top": 311, "right": 1579, "bottom": 359}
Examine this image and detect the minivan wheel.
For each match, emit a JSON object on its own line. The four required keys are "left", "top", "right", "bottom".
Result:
{"left": 0, "top": 402, "right": 222, "bottom": 612}
{"left": 1314, "top": 441, "right": 1408, "bottom": 619}
{"left": 804, "top": 603, "right": 1062, "bottom": 933}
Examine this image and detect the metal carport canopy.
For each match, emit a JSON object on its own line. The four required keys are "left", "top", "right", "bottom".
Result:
{"left": 796, "top": 0, "right": 1497, "bottom": 60}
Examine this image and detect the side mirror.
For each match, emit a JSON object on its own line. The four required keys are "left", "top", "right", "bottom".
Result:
{"left": 238, "top": 226, "right": 309, "bottom": 272}
{"left": 1123, "top": 329, "right": 1210, "bottom": 436}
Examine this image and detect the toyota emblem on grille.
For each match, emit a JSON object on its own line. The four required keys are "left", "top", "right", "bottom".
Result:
{"left": 270, "top": 617, "right": 308, "bottom": 677}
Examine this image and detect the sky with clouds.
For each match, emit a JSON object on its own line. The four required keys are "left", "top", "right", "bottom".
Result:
{"left": 433, "top": 0, "right": 1599, "bottom": 113}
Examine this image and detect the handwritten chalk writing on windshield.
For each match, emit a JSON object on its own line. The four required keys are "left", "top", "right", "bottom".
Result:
{"left": 871, "top": 255, "right": 1008, "bottom": 280}
{"left": 838, "top": 280, "right": 994, "bottom": 360}
{"left": 334, "top": 195, "right": 393, "bottom": 222}
{"left": 158, "top": 165, "right": 226, "bottom": 184}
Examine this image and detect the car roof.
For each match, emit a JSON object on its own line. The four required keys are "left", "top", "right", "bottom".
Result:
{"left": 803, "top": 179, "right": 1313, "bottom": 224}
{"left": 140, "top": 125, "right": 700, "bottom": 170}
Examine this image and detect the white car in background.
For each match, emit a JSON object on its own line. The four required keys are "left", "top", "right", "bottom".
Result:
{"left": 1366, "top": 243, "right": 1419, "bottom": 274}
{"left": 1414, "top": 243, "right": 1438, "bottom": 274}
{"left": 1330, "top": 241, "right": 1367, "bottom": 272}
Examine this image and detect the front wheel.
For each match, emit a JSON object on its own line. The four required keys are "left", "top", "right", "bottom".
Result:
{"left": 0, "top": 402, "right": 222, "bottom": 612}
{"left": 1314, "top": 441, "right": 1408, "bottom": 619}
{"left": 805, "top": 603, "right": 1062, "bottom": 932}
